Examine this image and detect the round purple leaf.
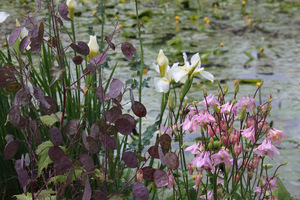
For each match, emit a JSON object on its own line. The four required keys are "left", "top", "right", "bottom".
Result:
{"left": 55, "top": 156, "right": 73, "bottom": 175}
{"left": 50, "top": 126, "right": 62, "bottom": 146}
{"left": 109, "top": 78, "right": 122, "bottom": 99}
{"left": 18, "top": 169, "right": 29, "bottom": 187}
{"left": 8, "top": 26, "right": 22, "bottom": 45}
{"left": 40, "top": 96, "right": 57, "bottom": 115}
{"left": 142, "top": 167, "right": 156, "bottom": 182}
{"left": 165, "top": 152, "right": 179, "bottom": 170}
{"left": 121, "top": 42, "right": 136, "bottom": 60}
{"left": 106, "top": 106, "right": 122, "bottom": 123}
{"left": 154, "top": 170, "right": 169, "bottom": 188}
{"left": 48, "top": 146, "right": 65, "bottom": 163}
{"left": 132, "top": 101, "right": 147, "bottom": 117}
{"left": 123, "top": 151, "right": 138, "bottom": 168}
{"left": 79, "top": 154, "right": 95, "bottom": 172}
{"left": 4, "top": 140, "right": 18, "bottom": 160}
{"left": 132, "top": 182, "right": 149, "bottom": 200}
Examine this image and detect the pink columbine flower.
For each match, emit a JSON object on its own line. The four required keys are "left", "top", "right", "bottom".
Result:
{"left": 198, "top": 94, "right": 220, "bottom": 110}
{"left": 267, "top": 128, "right": 287, "bottom": 145}
{"left": 241, "top": 126, "right": 256, "bottom": 144}
{"left": 211, "top": 149, "right": 233, "bottom": 167}
{"left": 234, "top": 97, "right": 256, "bottom": 113}
{"left": 254, "top": 139, "right": 280, "bottom": 160}
{"left": 220, "top": 101, "right": 234, "bottom": 114}
{"left": 234, "top": 142, "right": 242, "bottom": 156}
{"left": 197, "top": 111, "right": 216, "bottom": 124}
{"left": 185, "top": 142, "right": 202, "bottom": 155}
{"left": 199, "top": 191, "right": 213, "bottom": 200}
{"left": 190, "top": 152, "right": 213, "bottom": 172}
{"left": 208, "top": 125, "right": 220, "bottom": 137}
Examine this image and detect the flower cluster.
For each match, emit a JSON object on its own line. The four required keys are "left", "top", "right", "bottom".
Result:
{"left": 152, "top": 50, "right": 214, "bottom": 93}
{"left": 182, "top": 91, "right": 287, "bottom": 199}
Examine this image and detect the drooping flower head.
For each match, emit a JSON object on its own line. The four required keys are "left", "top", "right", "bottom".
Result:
{"left": 254, "top": 139, "right": 280, "bottom": 160}
{"left": 241, "top": 126, "right": 256, "bottom": 144}
{"left": 198, "top": 94, "right": 220, "bottom": 110}
{"left": 234, "top": 97, "right": 256, "bottom": 113}
{"left": 267, "top": 128, "right": 287, "bottom": 145}
{"left": 211, "top": 149, "right": 233, "bottom": 167}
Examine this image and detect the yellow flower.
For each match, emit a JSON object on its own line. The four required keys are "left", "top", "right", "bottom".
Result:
{"left": 93, "top": 10, "right": 97, "bottom": 16}
{"left": 175, "top": 16, "right": 179, "bottom": 20}
{"left": 88, "top": 35, "right": 99, "bottom": 59}
{"left": 214, "top": 4, "right": 218, "bottom": 8}
{"left": 206, "top": 19, "right": 210, "bottom": 24}
{"left": 167, "top": 2, "right": 170, "bottom": 4}
{"left": 204, "top": 17, "right": 208, "bottom": 22}
{"left": 256, "top": 82, "right": 261, "bottom": 86}
{"left": 248, "top": 19, "right": 252, "bottom": 23}
{"left": 118, "top": 24, "right": 123, "bottom": 28}
{"left": 176, "top": 20, "right": 179, "bottom": 24}
{"left": 220, "top": 42, "right": 224, "bottom": 47}
{"left": 242, "top": 1, "right": 246, "bottom": 5}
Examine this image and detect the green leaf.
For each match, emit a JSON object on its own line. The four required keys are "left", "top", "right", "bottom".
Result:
{"left": 273, "top": 178, "right": 293, "bottom": 200}
{"left": 244, "top": 51, "right": 255, "bottom": 60}
{"left": 13, "top": 192, "right": 56, "bottom": 200}
{"left": 39, "top": 112, "right": 62, "bottom": 126}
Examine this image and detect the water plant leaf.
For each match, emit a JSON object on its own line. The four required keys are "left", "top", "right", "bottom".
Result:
{"left": 148, "top": 146, "right": 159, "bottom": 159}
{"left": 58, "top": 4, "right": 72, "bottom": 21}
{"left": 55, "top": 156, "right": 73, "bottom": 175}
{"left": 63, "top": 119, "right": 79, "bottom": 136}
{"left": 4, "top": 140, "right": 18, "bottom": 160}
{"left": 40, "top": 96, "right": 57, "bottom": 115}
{"left": 9, "top": 105, "right": 20, "bottom": 126}
{"left": 79, "top": 154, "right": 95, "bottom": 172}
{"left": 108, "top": 78, "right": 122, "bottom": 99}
{"left": 18, "top": 169, "right": 29, "bottom": 187}
{"left": 142, "top": 167, "right": 156, "bottom": 182}
{"left": 5, "top": 82, "right": 22, "bottom": 93}
{"left": 121, "top": 42, "right": 136, "bottom": 60}
{"left": 132, "top": 182, "right": 149, "bottom": 200}
{"left": 153, "top": 169, "right": 169, "bottom": 188}
{"left": 99, "top": 134, "right": 116, "bottom": 150}
{"left": 106, "top": 106, "right": 122, "bottom": 123}
{"left": 70, "top": 41, "right": 89, "bottom": 56}
{"left": 83, "top": 179, "right": 92, "bottom": 200}
{"left": 158, "top": 146, "right": 166, "bottom": 166}
{"left": 8, "top": 26, "right": 22, "bottom": 45}
{"left": 165, "top": 152, "right": 179, "bottom": 170}
{"left": 131, "top": 101, "right": 147, "bottom": 117}
{"left": 90, "top": 53, "right": 107, "bottom": 66}
{"left": 48, "top": 146, "right": 65, "bottom": 163}
{"left": 73, "top": 55, "right": 83, "bottom": 65}
{"left": 123, "top": 151, "right": 138, "bottom": 168}
{"left": 115, "top": 114, "right": 135, "bottom": 135}
{"left": 86, "top": 136, "right": 99, "bottom": 154}
{"left": 50, "top": 126, "right": 62, "bottom": 146}
{"left": 159, "top": 134, "right": 171, "bottom": 150}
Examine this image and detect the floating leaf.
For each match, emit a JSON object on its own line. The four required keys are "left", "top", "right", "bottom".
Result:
{"left": 63, "top": 119, "right": 79, "bottom": 136}
{"left": 121, "top": 42, "right": 136, "bottom": 60}
{"left": 83, "top": 179, "right": 92, "bottom": 200}
{"left": 154, "top": 170, "right": 169, "bottom": 188}
{"left": 48, "top": 146, "right": 65, "bottom": 163}
{"left": 70, "top": 41, "right": 89, "bottom": 56}
{"left": 142, "top": 167, "right": 155, "bottom": 182}
{"left": 123, "top": 151, "right": 138, "bottom": 168}
{"left": 159, "top": 134, "right": 171, "bottom": 150}
{"left": 73, "top": 55, "right": 83, "bottom": 65}
{"left": 50, "top": 126, "right": 62, "bottom": 146}
{"left": 132, "top": 182, "right": 149, "bottom": 200}
{"left": 90, "top": 53, "right": 107, "bottom": 66}
{"left": 18, "top": 169, "right": 29, "bottom": 187}
{"left": 109, "top": 78, "right": 122, "bottom": 99}
{"left": 5, "top": 82, "right": 22, "bottom": 93}
{"left": 55, "top": 156, "right": 73, "bottom": 175}
{"left": 58, "top": 4, "right": 72, "bottom": 21}
{"left": 106, "top": 106, "right": 122, "bottom": 123}
{"left": 79, "top": 154, "right": 95, "bottom": 172}
{"left": 131, "top": 101, "right": 147, "bottom": 117}
{"left": 4, "top": 140, "right": 18, "bottom": 160}
{"left": 40, "top": 96, "right": 57, "bottom": 115}
{"left": 8, "top": 26, "right": 22, "bottom": 45}
{"left": 165, "top": 152, "right": 179, "bottom": 170}
{"left": 148, "top": 146, "right": 159, "bottom": 159}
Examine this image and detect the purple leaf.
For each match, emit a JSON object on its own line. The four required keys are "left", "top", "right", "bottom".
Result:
{"left": 90, "top": 123, "right": 100, "bottom": 139}
{"left": 108, "top": 78, "right": 122, "bottom": 99}
{"left": 18, "top": 169, "right": 29, "bottom": 187}
{"left": 63, "top": 119, "right": 79, "bottom": 136}
{"left": 29, "top": 22, "right": 44, "bottom": 54}
{"left": 121, "top": 42, "right": 136, "bottom": 60}
{"left": 9, "top": 105, "right": 20, "bottom": 126}
{"left": 8, "top": 26, "right": 22, "bottom": 45}
{"left": 13, "top": 117, "right": 29, "bottom": 129}
{"left": 148, "top": 146, "right": 159, "bottom": 159}
{"left": 72, "top": 55, "right": 83, "bottom": 65}
{"left": 31, "top": 0, "right": 41, "bottom": 14}
{"left": 123, "top": 151, "right": 138, "bottom": 168}
{"left": 25, "top": 17, "right": 38, "bottom": 31}
{"left": 115, "top": 115, "right": 135, "bottom": 135}
{"left": 131, "top": 101, "right": 147, "bottom": 117}
{"left": 4, "top": 140, "right": 18, "bottom": 160}
{"left": 99, "top": 134, "right": 116, "bottom": 150}
{"left": 20, "top": 36, "right": 31, "bottom": 52}
{"left": 16, "top": 86, "right": 31, "bottom": 105}
{"left": 142, "top": 167, "right": 156, "bottom": 182}
{"left": 40, "top": 96, "right": 57, "bottom": 115}
{"left": 58, "top": 4, "right": 72, "bottom": 21}
{"left": 82, "top": 179, "right": 92, "bottom": 200}
{"left": 48, "top": 146, "right": 65, "bottom": 163}
{"left": 93, "top": 191, "right": 106, "bottom": 200}
{"left": 86, "top": 136, "right": 99, "bottom": 154}
{"left": 154, "top": 170, "right": 169, "bottom": 188}
{"left": 158, "top": 146, "right": 166, "bottom": 166}
{"left": 79, "top": 154, "right": 95, "bottom": 172}
{"left": 55, "top": 156, "right": 73, "bottom": 175}
{"left": 159, "top": 134, "right": 171, "bottom": 150}
{"left": 165, "top": 152, "right": 179, "bottom": 170}
{"left": 50, "top": 126, "right": 62, "bottom": 146}
{"left": 106, "top": 106, "right": 122, "bottom": 123}
{"left": 0, "top": 63, "right": 15, "bottom": 88}
{"left": 70, "top": 41, "right": 90, "bottom": 56}
{"left": 105, "top": 35, "right": 115, "bottom": 51}
{"left": 96, "top": 85, "right": 105, "bottom": 103}
{"left": 132, "top": 182, "right": 149, "bottom": 200}
{"left": 90, "top": 53, "right": 107, "bottom": 66}
{"left": 33, "top": 87, "right": 50, "bottom": 109}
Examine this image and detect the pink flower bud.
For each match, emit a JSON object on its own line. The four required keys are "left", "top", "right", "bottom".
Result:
{"left": 234, "top": 142, "right": 242, "bottom": 156}
{"left": 246, "top": 116, "right": 255, "bottom": 128}
{"left": 230, "top": 130, "right": 240, "bottom": 144}
{"left": 234, "top": 174, "right": 240, "bottom": 183}
{"left": 222, "top": 133, "right": 229, "bottom": 146}
{"left": 195, "top": 171, "right": 203, "bottom": 186}
{"left": 188, "top": 163, "right": 194, "bottom": 175}
{"left": 136, "top": 169, "right": 143, "bottom": 182}
{"left": 252, "top": 156, "right": 259, "bottom": 168}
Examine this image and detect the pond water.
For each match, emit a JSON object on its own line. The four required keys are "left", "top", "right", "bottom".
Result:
{"left": 1, "top": 0, "right": 300, "bottom": 198}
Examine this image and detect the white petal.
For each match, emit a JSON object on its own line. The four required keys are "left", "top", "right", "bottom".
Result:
{"left": 0, "top": 12, "right": 9, "bottom": 23}
{"left": 20, "top": 27, "right": 28, "bottom": 39}
{"left": 170, "top": 66, "right": 188, "bottom": 83}
{"left": 191, "top": 53, "right": 201, "bottom": 68}
{"left": 154, "top": 77, "right": 170, "bottom": 93}
{"left": 153, "top": 63, "right": 160, "bottom": 74}
{"left": 182, "top": 52, "right": 189, "bottom": 66}
{"left": 200, "top": 70, "right": 214, "bottom": 82}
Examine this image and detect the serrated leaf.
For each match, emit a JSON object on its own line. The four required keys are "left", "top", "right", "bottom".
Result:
{"left": 40, "top": 112, "right": 62, "bottom": 126}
